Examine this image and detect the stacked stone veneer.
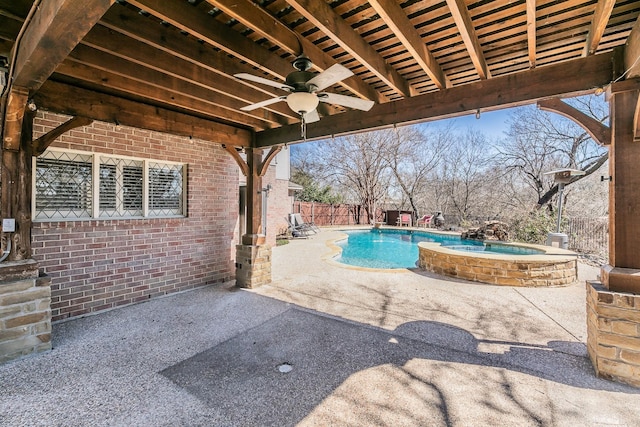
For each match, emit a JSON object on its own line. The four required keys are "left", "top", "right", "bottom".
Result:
{"left": 587, "top": 281, "right": 640, "bottom": 387}
{"left": 235, "top": 245, "right": 271, "bottom": 288}
{"left": 418, "top": 243, "right": 577, "bottom": 287}
{"left": 0, "top": 260, "right": 51, "bottom": 363}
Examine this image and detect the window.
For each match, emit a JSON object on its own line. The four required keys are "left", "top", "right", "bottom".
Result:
{"left": 34, "top": 150, "right": 186, "bottom": 220}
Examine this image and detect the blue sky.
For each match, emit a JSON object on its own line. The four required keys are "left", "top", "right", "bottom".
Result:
{"left": 427, "top": 107, "right": 521, "bottom": 141}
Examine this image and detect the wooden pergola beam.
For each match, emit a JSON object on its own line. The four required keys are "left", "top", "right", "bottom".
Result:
{"left": 368, "top": 0, "right": 449, "bottom": 90}
{"left": 285, "top": 0, "right": 415, "bottom": 98}
{"left": 11, "top": 0, "right": 114, "bottom": 90}
{"left": 32, "top": 80, "right": 252, "bottom": 147}
{"left": 526, "top": 0, "right": 537, "bottom": 68}
{"left": 445, "top": 0, "right": 491, "bottom": 79}
{"left": 32, "top": 116, "right": 93, "bottom": 156}
{"left": 256, "top": 52, "right": 614, "bottom": 147}
{"left": 537, "top": 98, "right": 611, "bottom": 145}
{"left": 583, "top": 0, "right": 616, "bottom": 57}
{"left": 206, "top": 0, "right": 382, "bottom": 103}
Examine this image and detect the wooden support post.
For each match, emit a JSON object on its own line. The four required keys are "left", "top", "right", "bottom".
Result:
{"left": 225, "top": 144, "right": 282, "bottom": 288}
{"left": 601, "top": 89, "right": 640, "bottom": 293}
{"left": 243, "top": 147, "right": 265, "bottom": 245}
{"left": 1, "top": 104, "right": 34, "bottom": 261}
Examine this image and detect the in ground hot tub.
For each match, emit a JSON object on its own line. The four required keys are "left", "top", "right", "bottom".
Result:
{"left": 417, "top": 240, "right": 578, "bottom": 287}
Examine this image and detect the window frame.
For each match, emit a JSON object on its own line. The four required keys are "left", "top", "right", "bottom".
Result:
{"left": 32, "top": 148, "right": 187, "bottom": 221}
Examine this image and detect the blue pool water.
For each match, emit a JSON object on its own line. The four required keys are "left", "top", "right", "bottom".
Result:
{"left": 335, "top": 229, "right": 542, "bottom": 269}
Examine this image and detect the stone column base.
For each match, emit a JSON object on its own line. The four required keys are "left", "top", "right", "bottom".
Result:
{"left": 0, "top": 259, "right": 52, "bottom": 364}
{"left": 586, "top": 281, "right": 640, "bottom": 387}
{"left": 235, "top": 244, "right": 271, "bottom": 289}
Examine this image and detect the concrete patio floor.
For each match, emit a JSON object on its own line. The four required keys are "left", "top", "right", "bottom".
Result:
{"left": 1, "top": 228, "right": 639, "bottom": 426}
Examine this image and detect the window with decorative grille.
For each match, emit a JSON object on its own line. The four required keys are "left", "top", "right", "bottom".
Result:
{"left": 33, "top": 150, "right": 186, "bottom": 220}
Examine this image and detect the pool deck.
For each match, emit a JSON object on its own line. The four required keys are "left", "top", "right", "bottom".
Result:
{"left": 1, "top": 228, "right": 639, "bottom": 426}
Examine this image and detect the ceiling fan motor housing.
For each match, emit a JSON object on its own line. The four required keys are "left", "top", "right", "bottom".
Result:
{"left": 285, "top": 71, "right": 316, "bottom": 92}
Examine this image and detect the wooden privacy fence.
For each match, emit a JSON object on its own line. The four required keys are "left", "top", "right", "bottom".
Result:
{"left": 293, "top": 201, "right": 367, "bottom": 226}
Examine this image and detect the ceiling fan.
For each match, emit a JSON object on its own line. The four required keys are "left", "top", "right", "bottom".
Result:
{"left": 234, "top": 55, "right": 374, "bottom": 138}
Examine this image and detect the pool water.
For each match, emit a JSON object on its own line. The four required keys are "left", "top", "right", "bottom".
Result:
{"left": 335, "top": 229, "right": 542, "bottom": 269}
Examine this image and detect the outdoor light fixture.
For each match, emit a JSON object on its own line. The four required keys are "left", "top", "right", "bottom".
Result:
{"left": 543, "top": 169, "right": 586, "bottom": 249}
{"left": 285, "top": 92, "right": 319, "bottom": 115}
{"left": 475, "top": 109, "right": 481, "bottom": 119}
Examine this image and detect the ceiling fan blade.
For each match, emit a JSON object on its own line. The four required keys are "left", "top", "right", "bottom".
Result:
{"left": 303, "top": 109, "right": 320, "bottom": 123}
{"left": 306, "top": 64, "right": 354, "bottom": 91}
{"left": 240, "top": 97, "right": 286, "bottom": 112}
{"left": 234, "top": 73, "right": 294, "bottom": 91}
{"left": 318, "top": 92, "right": 375, "bottom": 111}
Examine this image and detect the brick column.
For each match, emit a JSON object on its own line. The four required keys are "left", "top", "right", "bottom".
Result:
{"left": 0, "top": 259, "right": 51, "bottom": 364}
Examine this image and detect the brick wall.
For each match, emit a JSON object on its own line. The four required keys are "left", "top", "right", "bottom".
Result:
{"left": 31, "top": 112, "right": 239, "bottom": 321}
{"left": 263, "top": 166, "right": 292, "bottom": 245}
{"left": 587, "top": 281, "right": 640, "bottom": 387}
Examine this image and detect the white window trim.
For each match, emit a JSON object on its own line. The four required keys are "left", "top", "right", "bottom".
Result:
{"left": 32, "top": 148, "right": 187, "bottom": 221}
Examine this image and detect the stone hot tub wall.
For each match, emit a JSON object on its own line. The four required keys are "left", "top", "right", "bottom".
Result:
{"left": 418, "top": 241, "right": 578, "bottom": 287}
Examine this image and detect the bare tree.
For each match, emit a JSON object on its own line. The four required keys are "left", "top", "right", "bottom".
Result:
{"left": 439, "top": 130, "right": 499, "bottom": 224}
{"left": 495, "top": 95, "right": 608, "bottom": 210}
{"left": 383, "top": 125, "right": 447, "bottom": 221}
{"left": 306, "top": 132, "right": 392, "bottom": 224}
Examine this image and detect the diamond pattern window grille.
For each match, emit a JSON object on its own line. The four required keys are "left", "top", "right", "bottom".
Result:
{"left": 99, "top": 157, "right": 143, "bottom": 217}
{"left": 35, "top": 152, "right": 92, "bottom": 219}
{"left": 34, "top": 150, "right": 185, "bottom": 220}
{"left": 149, "top": 162, "right": 183, "bottom": 216}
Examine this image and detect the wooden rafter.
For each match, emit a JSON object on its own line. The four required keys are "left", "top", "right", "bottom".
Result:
{"left": 97, "top": 7, "right": 297, "bottom": 121}
{"left": 445, "top": 0, "right": 491, "bottom": 80}
{"left": 11, "top": 0, "right": 114, "bottom": 90}
{"left": 583, "top": 0, "right": 616, "bottom": 56}
{"left": 625, "top": 16, "right": 640, "bottom": 79}
{"left": 368, "top": 0, "right": 448, "bottom": 89}
{"left": 526, "top": 0, "right": 537, "bottom": 68}
{"left": 127, "top": 0, "right": 292, "bottom": 84}
{"left": 256, "top": 53, "right": 614, "bottom": 146}
{"left": 65, "top": 40, "right": 286, "bottom": 128}
{"left": 206, "top": 0, "right": 382, "bottom": 103}
{"left": 537, "top": 98, "right": 611, "bottom": 145}
{"left": 32, "top": 116, "right": 93, "bottom": 156}
{"left": 32, "top": 80, "right": 252, "bottom": 147}
{"left": 284, "top": 0, "right": 415, "bottom": 98}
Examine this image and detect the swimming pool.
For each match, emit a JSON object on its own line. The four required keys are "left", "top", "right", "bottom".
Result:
{"left": 335, "top": 228, "right": 543, "bottom": 269}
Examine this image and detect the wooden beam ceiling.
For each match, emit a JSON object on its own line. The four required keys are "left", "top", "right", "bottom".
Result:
{"left": 206, "top": 0, "right": 382, "bottom": 103}
{"left": 1, "top": 0, "right": 638, "bottom": 148}
{"left": 284, "top": 0, "right": 416, "bottom": 98}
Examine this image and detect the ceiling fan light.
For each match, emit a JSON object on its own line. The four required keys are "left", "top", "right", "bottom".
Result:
{"left": 286, "top": 92, "right": 319, "bottom": 114}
